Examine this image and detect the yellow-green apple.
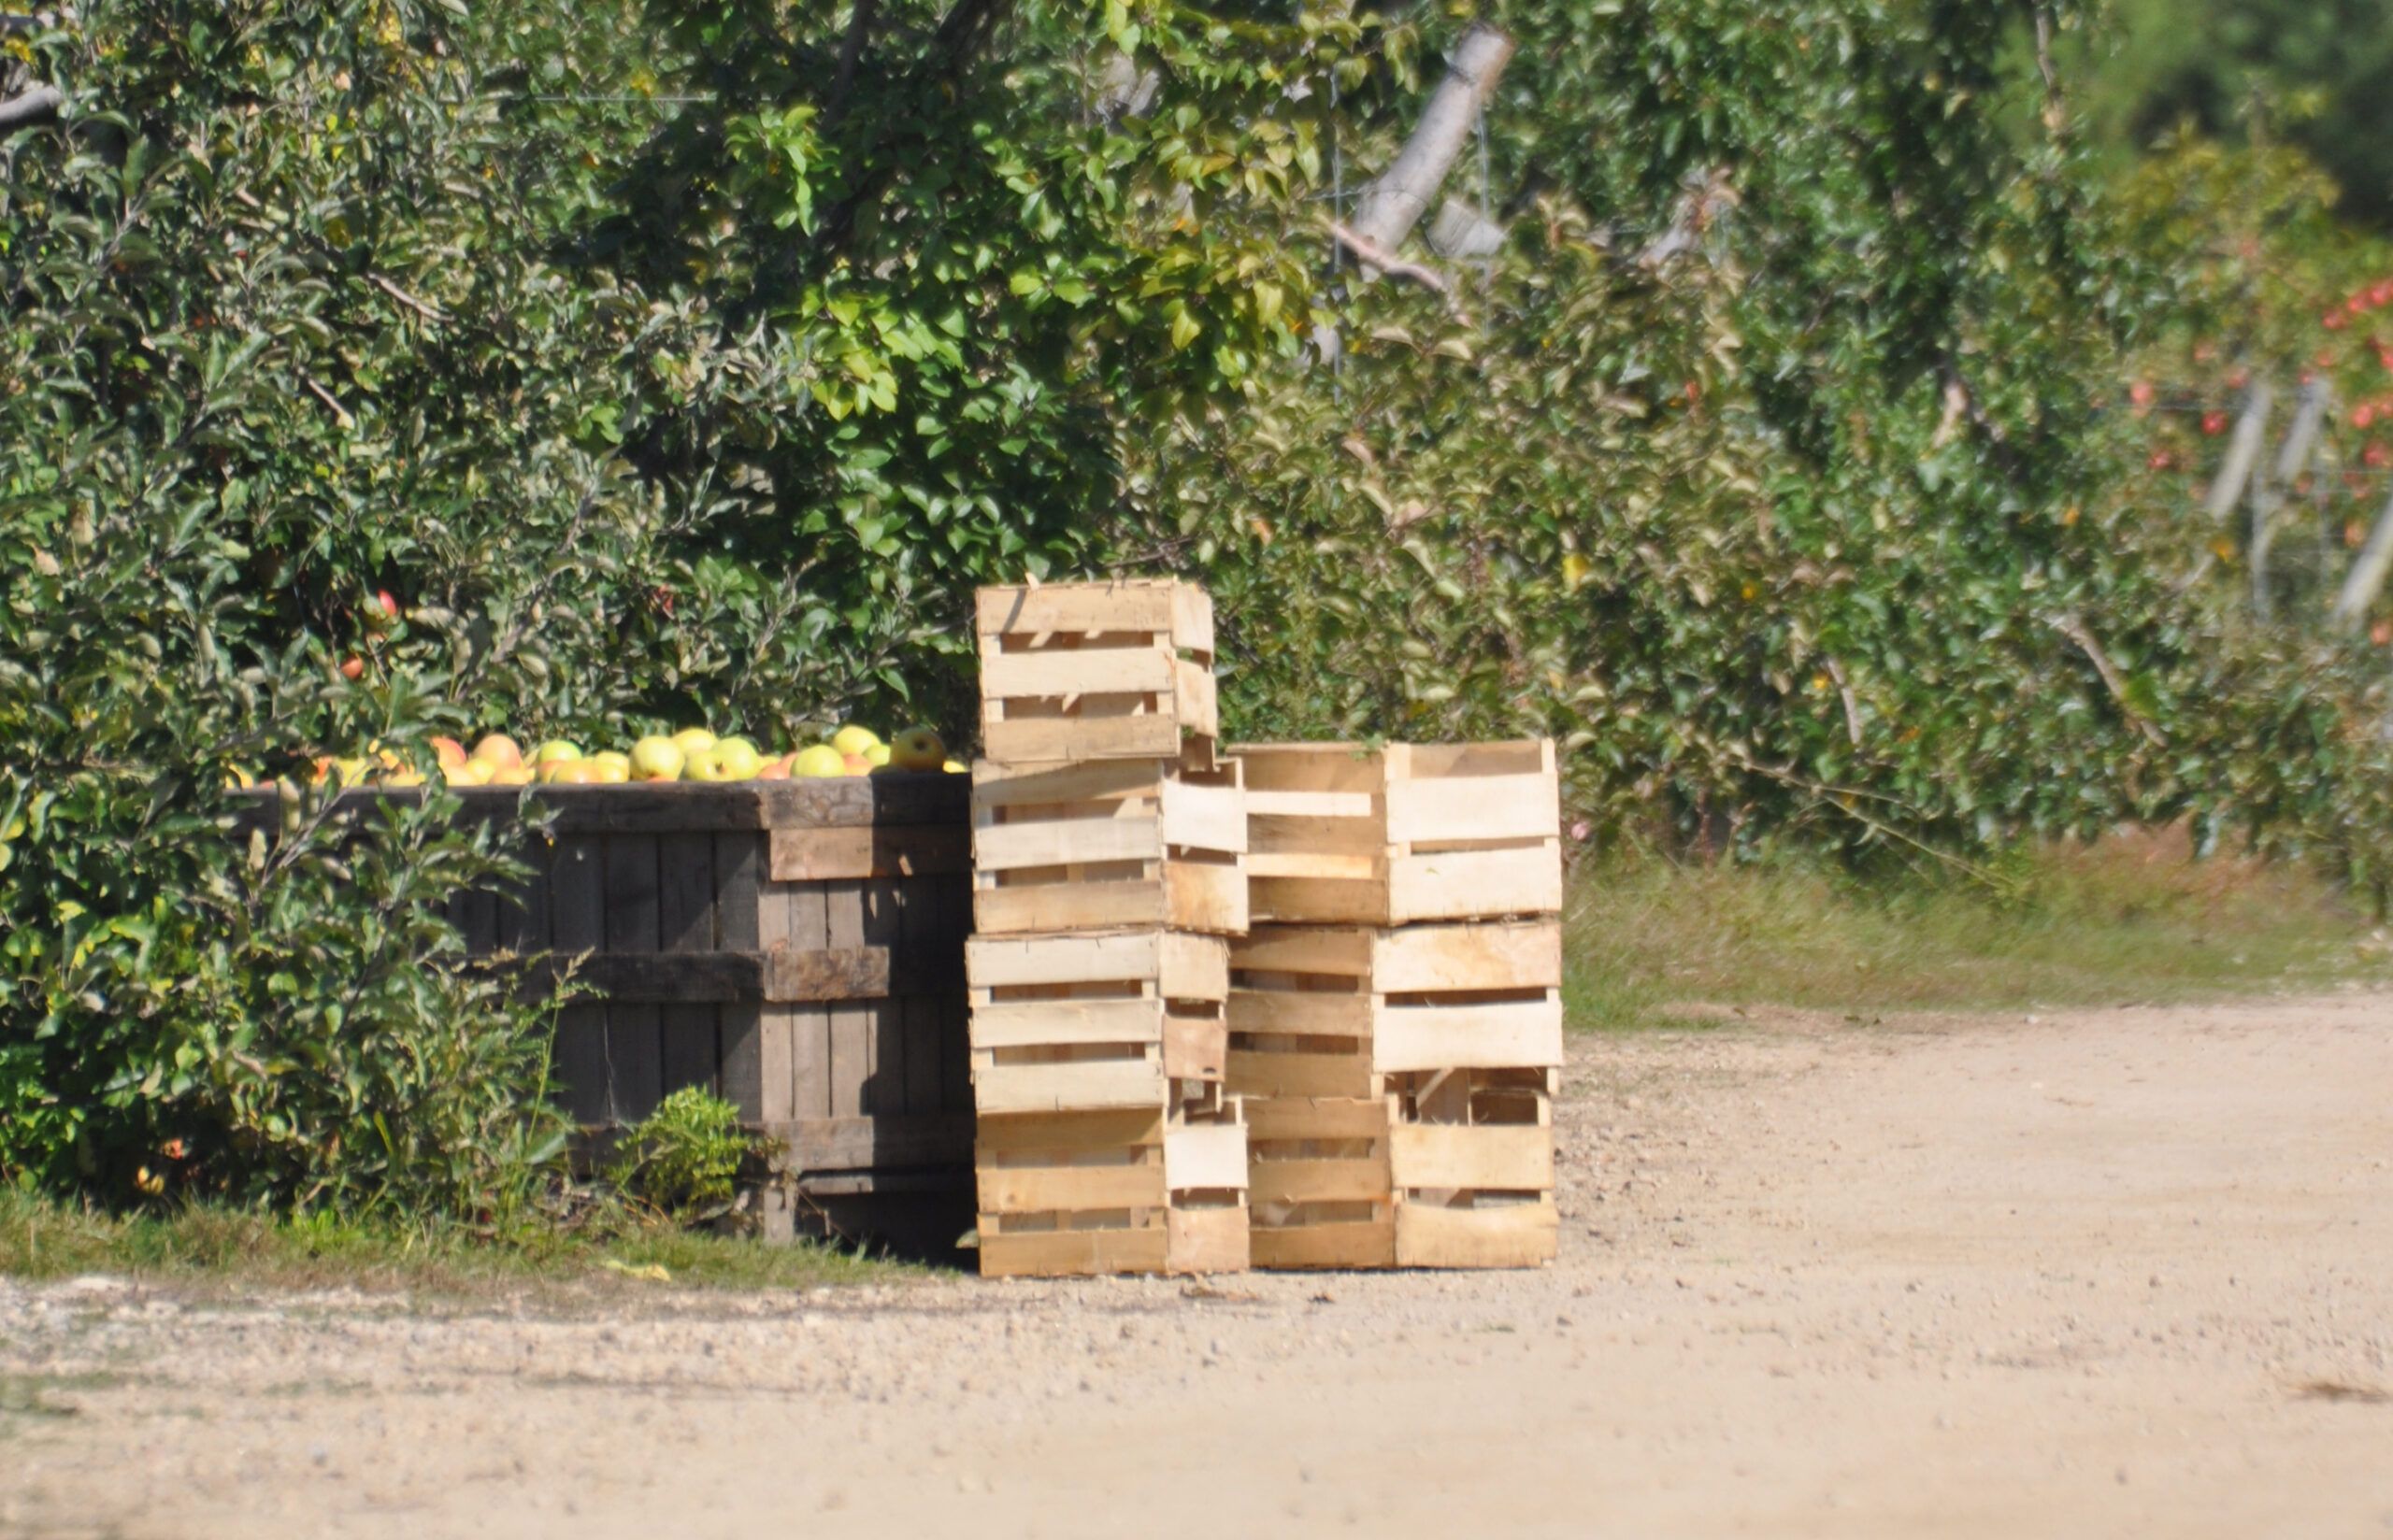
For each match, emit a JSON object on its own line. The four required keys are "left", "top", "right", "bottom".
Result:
{"left": 628, "top": 735, "right": 684, "bottom": 781}
{"left": 830, "top": 724, "right": 881, "bottom": 758}
{"left": 670, "top": 727, "right": 718, "bottom": 757}
{"left": 712, "top": 738, "right": 765, "bottom": 779}
{"left": 534, "top": 740, "right": 581, "bottom": 765}
{"left": 589, "top": 751, "right": 632, "bottom": 784}
{"left": 789, "top": 745, "right": 847, "bottom": 778}
{"left": 888, "top": 726, "right": 945, "bottom": 771}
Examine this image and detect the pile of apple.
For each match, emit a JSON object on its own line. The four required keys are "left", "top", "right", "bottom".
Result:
{"left": 301, "top": 724, "right": 962, "bottom": 790}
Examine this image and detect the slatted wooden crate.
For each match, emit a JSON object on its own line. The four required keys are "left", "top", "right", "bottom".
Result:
{"left": 1387, "top": 1067, "right": 1558, "bottom": 1268}
{"left": 970, "top": 755, "right": 1247, "bottom": 936}
{"left": 239, "top": 778, "right": 975, "bottom": 1220}
{"left": 1246, "top": 1097, "right": 1395, "bottom": 1270}
{"left": 1235, "top": 739, "right": 1562, "bottom": 925}
{"left": 1225, "top": 920, "right": 1564, "bottom": 1100}
{"left": 977, "top": 580, "right": 1219, "bottom": 764}
{"left": 967, "top": 930, "right": 1228, "bottom": 1114}
{"left": 975, "top": 1094, "right": 1250, "bottom": 1277}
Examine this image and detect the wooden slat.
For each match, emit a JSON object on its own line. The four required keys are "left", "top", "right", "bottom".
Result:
{"left": 1225, "top": 1048, "right": 1376, "bottom": 1101}
{"left": 1159, "top": 777, "right": 1245, "bottom": 854}
{"left": 1249, "top": 1157, "right": 1388, "bottom": 1207}
{"left": 1384, "top": 844, "right": 1564, "bottom": 923}
{"left": 970, "top": 998, "right": 1166, "bottom": 1050}
{"left": 977, "top": 1225, "right": 1170, "bottom": 1279}
{"left": 862, "top": 877, "right": 905, "bottom": 1117}
{"left": 1165, "top": 1205, "right": 1248, "bottom": 1275}
{"left": 547, "top": 834, "right": 609, "bottom": 1126}
{"left": 969, "top": 757, "right": 1179, "bottom": 806}
{"left": 784, "top": 878, "right": 831, "bottom": 1126}
{"left": 1245, "top": 1096, "right": 1388, "bottom": 1142}
{"left": 979, "top": 1162, "right": 1168, "bottom": 1215}
{"left": 1230, "top": 925, "right": 1373, "bottom": 977}
{"left": 1384, "top": 770, "right": 1559, "bottom": 845}
{"left": 1373, "top": 994, "right": 1564, "bottom": 1074}
{"left": 243, "top": 776, "right": 969, "bottom": 834}
{"left": 1371, "top": 920, "right": 1562, "bottom": 993}
{"left": 967, "top": 931, "right": 1162, "bottom": 988}
{"left": 975, "top": 581, "right": 1180, "bottom": 638}
{"left": 1393, "top": 1197, "right": 1557, "bottom": 1269}
{"left": 768, "top": 825, "right": 970, "bottom": 881}
{"left": 1163, "top": 1122, "right": 1247, "bottom": 1191}
{"left": 602, "top": 835, "right": 664, "bottom": 1124}
{"left": 825, "top": 878, "right": 870, "bottom": 1134}
{"left": 1388, "top": 1124, "right": 1554, "bottom": 1191}
{"left": 973, "top": 814, "right": 1164, "bottom": 871}
{"left": 981, "top": 713, "right": 1192, "bottom": 764}
{"left": 1251, "top": 1220, "right": 1396, "bottom": 1271}
{"left": 898, "top": 875, "right": 948, "bottom": 1118}
{"left": 1226, "top": 989, "right": 1370, "bottom": 1037}
{"left": 971, "top": 1058, "right": 1168, "bottom": 1115}
{"left": 981, "top": 645, "right": 1177, "bottom": 700}
{"left": 764, "top": 1112, "right": 973, "bottom": 1173}
{"left": 714, "top": 834, "right": 770, "bottom": 1123}
{"left": 657, "top": 831, "right": 720, "bottom": 1098}
{"left": 974, "top": 1107, "right": 1165, "bottom": 1157}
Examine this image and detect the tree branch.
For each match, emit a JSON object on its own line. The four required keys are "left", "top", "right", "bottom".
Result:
{"left": 1328, "top": 221, "right": 1467, "bottom": 318}
{"left": 0, "top": 83, "right": 62, "bottom": 132}
{"left": 2049, "top": 613, "right": 2164, "bottom": 746}
{"left": 1349, "top": 23, "right": 1514, "bottom": 258}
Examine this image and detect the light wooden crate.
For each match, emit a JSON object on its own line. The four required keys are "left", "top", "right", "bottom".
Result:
{"left": 1234, "top": 740, "right": 1562, "bottom": 924}
{"left": 970, "top": 756, "right": 1246, "bottom": 936}
{"left": 1246, "top": 1097, "right": 1395, "bottom": 1270}
{"left": 977, "top": 581, "right": 1218, "bottom": 764}
{"left": 1226, "top": 920, "right": 1564, "bottom": 1101}
{"left": 967, "top": 930, "right": 1228, "bottom": 1114}
{"left": 1388, "top": 1067, "right": 1557, "bottom": 1269}
{"left": 975, "top": 1097, "right": 1250, "bottom": 1277}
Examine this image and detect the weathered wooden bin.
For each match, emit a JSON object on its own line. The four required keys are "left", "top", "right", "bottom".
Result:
{"left": 236, "top": 777, "right": 975, "bottom": 1240}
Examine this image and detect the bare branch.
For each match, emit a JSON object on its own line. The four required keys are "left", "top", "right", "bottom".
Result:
{"left": 367, "top": 272, "right": 446, "bottom": 323}
{"left": 2049, "top": 613, "right": 2164, "bottom": 746}
{"left": 1328, "top": 221, "right": 1464, "bottom": 316}
{"left": 0, "top": 83, "right": 62, "bottom": 132}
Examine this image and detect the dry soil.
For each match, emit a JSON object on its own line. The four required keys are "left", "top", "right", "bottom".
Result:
{"left": 3, "top": 991, "right": 2389, "bottom": 1538}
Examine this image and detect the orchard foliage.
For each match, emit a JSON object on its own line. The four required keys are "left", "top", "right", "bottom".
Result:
{"left": 6, "top": 0, "right": 2392, "bottom": 1211}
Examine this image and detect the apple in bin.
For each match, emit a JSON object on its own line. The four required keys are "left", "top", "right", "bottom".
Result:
{"left": 887, "top": 726, "right": 946, "bottom": 771}
{"left": 628, "top": 736, "right": 684, "bottom": 782}
{"left": 789, "top": 745, "right": 847, "bottom": 778}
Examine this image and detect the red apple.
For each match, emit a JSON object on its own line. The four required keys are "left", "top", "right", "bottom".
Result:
{"left": 338, "top": 656, "right": 365, "bottom": 680}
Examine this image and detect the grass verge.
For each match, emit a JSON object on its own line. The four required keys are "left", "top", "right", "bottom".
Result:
{"left": 0, "top": 1193, "right": 909, "bottom": 1302}
{"left": 1566, "top": 826, "right": 2393, "bottom": 1031}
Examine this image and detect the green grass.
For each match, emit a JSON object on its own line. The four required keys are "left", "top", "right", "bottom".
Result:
{"left": 1566, "top": 828, "right": 2393, "bottom": 1031}
{"left": 0, "top": 1193, "right": 909, "bottom": 1303}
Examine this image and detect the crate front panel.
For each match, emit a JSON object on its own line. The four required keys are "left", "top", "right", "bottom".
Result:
{"left": 1245, "top": 1097, "right": 1395, "bottom": 1271}
{"left": 466, "top": 807, "right": 971, "bottom": 1176}
{"left": 971, "top": 759, "right": 1247, "bottom": 937}
{"left": 977, "top": 581, "right": 1218, "bottom": 763}
{"left": 975, "top": 1102, "right": 1248, "bottom": 1277}
{"left": 1235, "top": 740, "right": 1562, "bottom": 923}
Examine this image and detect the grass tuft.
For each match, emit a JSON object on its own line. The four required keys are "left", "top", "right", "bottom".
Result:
{"left": 0, "top": 1192, "right": 907, "bottom": 1303}
{"left": 1565, "top": 827, "right": 2393, "bottom": 1031}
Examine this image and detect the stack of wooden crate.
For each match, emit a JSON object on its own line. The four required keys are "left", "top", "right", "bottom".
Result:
{"left": 1230, "top": 740, "right": 1564, "bottom": 1269}
{"left": 967, "top": 581, "right": 1252, "bottom": 1276}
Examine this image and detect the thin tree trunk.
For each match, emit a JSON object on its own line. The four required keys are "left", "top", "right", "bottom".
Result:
{"left": 2330, "top": 488, "right": 2393, "bottom": 632}
{"left": 2250, "top": 378, "right": 2328, "bottom": 621}
{"left": 1348, "top": 24, "right": 1514, "bottom": 261}
{"left": 2203, "top": 379, "right": 2273, "bottom": 524}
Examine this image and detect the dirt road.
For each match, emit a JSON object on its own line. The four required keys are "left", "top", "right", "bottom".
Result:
{"left": 4, "top": 992, "right": 2389, "bottom": 1538}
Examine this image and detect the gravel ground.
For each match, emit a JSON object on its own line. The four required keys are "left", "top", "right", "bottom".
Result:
{"left": 3, "top": 991, "right": 2389, "bottom": 1538}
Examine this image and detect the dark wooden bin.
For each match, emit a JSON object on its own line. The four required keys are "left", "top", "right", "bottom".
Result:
{"left": 237, "top": 777, "right": 975, "bottom": 1241}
